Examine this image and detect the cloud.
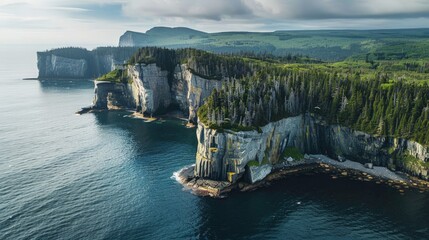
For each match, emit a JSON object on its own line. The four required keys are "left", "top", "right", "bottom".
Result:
{"left": 122, "top": 0, "right": 253, "bottom": 21}
{"left": 246, "top": 0, "right": 429, "bottom": 20}
{"left": 118, "top": 0, "right": 429, "bottom": 21}
{"left": 1, "top": 0, "right": 429, "bottom": 45}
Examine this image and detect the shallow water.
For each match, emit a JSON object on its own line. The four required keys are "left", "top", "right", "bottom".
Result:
{"left": 1, "top": 46, "right": 428, "bottom": 239}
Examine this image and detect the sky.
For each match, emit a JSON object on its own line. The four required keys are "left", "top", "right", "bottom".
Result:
{"left": 1, "top": 0, "right": 429, "bottom": 47}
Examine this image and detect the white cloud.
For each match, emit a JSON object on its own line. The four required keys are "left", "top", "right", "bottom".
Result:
{"left": 1, "top": 0, "right": 429, "bottom": 45}
{"left": 119, "top": 0, "right": 429, "bottom": 20}
{"left": 122, "top": 0, "right": 252, "bottom": 20}
{"left": 246, "top": 0, "right": 429, "bottom": 19}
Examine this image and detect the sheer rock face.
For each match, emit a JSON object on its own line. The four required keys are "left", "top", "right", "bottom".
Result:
{"left": 37, "top": 55, "right": 88, "bottom": 79}
{"left": 195, "top": 114, "right": 429, "bottom": 182}
{"left": 95, "top": 54, "right": 120, "bottom": 77}
{"left": 92, "top": 81, "right": 136, "bottom": 110}
{"left": 129, "top": 64, "right": 171, "bottom": 114}
{"left": 92, "top": 63, "right": 222, "bottom": 121}
{"left": 37, "top": 51, "right": 132, "bottom": 79}
{"left": 172, "top": 64, "right": 222, "bottom": 122}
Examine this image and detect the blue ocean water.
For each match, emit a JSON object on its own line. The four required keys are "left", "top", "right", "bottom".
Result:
{"left": 0, "top": 45, "right": 429, "bottom": 240}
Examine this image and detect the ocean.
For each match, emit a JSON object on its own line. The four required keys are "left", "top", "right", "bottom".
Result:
{"left": 0, "top": 45, "right": 428, "bottom": 240}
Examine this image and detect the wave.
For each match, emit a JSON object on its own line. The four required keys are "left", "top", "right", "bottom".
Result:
{"left": 171, "top": 164, "right": 195, "bottom": 183}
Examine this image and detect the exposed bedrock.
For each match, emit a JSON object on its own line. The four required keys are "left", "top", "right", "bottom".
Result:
{"left": 172, "top": 64, "right": 222, "bottom": 121}
{"left": 195, "top": 114, "right": 429, "bottom": 182}
{"left": 92, "top": 81, "right": 136, "bottom": 110}
{"left": 37, "top": 48, "right": 137, "bottom": 79}
{"left": 92, "top": 63, "right": 222, "bottom": 122}
{"left": 37, "top": 55, "right": 88, "bottom": 79}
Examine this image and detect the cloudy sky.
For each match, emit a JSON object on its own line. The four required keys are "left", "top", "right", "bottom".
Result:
{"left": 1, "top": 0, "right": 429, "bottom": 47}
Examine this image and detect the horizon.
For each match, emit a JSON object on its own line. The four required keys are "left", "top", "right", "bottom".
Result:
{"left": 1, "top": 0, "right": 429, "bottom": 47}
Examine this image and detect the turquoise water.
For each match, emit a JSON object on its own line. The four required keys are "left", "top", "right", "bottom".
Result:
{"left": 1, "top": 46, "right": 429, "bottom": 239}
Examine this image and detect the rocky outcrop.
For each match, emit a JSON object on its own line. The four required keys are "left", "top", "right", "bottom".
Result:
{"left": 128, "top": 64, "right": 171, "bottom": 114}
{"left": 247, "top": 165, "right": 273, "bottom": 184}
{"left": 92, "top": 63, "right": 222, "bottom": 121}
{"left": 119, "top": 31, "right": 152, "bottom": 47}
{"left": 92, "top": 81, "right": 136, "bottom": 110}
{"left": 172, "top": 64, "right": 222, "bottom": 121}
{"left": 195, "top": 114, "right": 429, "bottom": 183}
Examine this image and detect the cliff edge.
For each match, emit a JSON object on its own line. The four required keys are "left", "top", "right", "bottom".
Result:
{"left": 91, "top": 63, "right": 222, "bottom": 123}
{"left": 194, "top": 114, "right": 429, "bottom": 184}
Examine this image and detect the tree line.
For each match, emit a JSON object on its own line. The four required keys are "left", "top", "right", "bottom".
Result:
{"left": 198, "top": 68, "right": 429, "bottom": 145}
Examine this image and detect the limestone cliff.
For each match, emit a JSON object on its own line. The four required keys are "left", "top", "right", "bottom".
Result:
{"left": 37, "top": 54, "right": 88, "bottom": 79}
{"left": 92, "top": 63, "right": 222, "bottom": 122}
{"left": 195, "top": 114, "right": 429, "bottom": 182}
{"left": 92, "top": 81, "right": 136, "bottom": 110}
{"left": 172, "top": 64, "right": 222, "bottom": 121}
{"left": 128, "top": 64, "right": 172, "bottom": 114}
{"left": 37, "top": 47, "right": 138, "bottom": 79}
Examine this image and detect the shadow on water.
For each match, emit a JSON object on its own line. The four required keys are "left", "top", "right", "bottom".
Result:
{"left": 196, "top": 173, "right": 429, "bottom": 239}
{"left": 38, "top": 79, "right": 94, "bottom": 92}
{"left": 92, "top": 110, "right": 198, "bottom": 150}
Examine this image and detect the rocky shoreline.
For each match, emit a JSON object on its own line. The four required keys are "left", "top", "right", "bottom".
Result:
{"left": 174, "top": 155, "right": 429, "bottom": 198}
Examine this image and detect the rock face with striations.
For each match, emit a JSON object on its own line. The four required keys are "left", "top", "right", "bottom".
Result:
{"left": 92, "top": 81, "right": 136, "bottom": 110}
{"left": 37, "top": 55, "right": 88, "bottom": 79}
{"left": 37, "top": 47, "right": 138, "bottom": 79}
{"left": 172, "top": 64, "right": 222, "bottom": 121}
{"left": 128, "top": 64, "right": 172, "bottom": 114}
{"left": 92, "top": 63, "right": 222, "bottom": 122}
{"left": 195, "top": 114, "right": 429, "bottom": 183}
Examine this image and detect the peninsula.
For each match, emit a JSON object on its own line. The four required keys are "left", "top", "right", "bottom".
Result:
{"left": 83, "top": 45, "right": 429, "bottom": 197}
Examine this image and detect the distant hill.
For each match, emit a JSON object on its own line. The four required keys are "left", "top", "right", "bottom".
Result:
{"left": 119, "top": 27, "right": 207, "bottom": 48}
{"left": 145, "top": 27, "right": 207, "bottom": 37}
{"left": 119, "top": 27, "right": 429, "bottom": 61}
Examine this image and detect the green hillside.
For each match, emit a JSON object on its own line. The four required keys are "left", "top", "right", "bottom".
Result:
{"left": 119, "top": 27, "right": 429, "bottom": 61}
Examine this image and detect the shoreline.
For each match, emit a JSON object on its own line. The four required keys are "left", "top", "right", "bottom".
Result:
{"left": 76, "top": 108, "right": 195, "bottom": 126}
{"left": 174, "top": 155, "right": 429, "bottom": 198}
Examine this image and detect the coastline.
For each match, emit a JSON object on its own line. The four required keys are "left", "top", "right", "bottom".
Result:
{"left": 174, "top": 155, "right": 429, "bottom": 198}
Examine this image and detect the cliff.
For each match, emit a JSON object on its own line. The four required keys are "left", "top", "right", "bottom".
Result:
{"left": 172, "top": 65, "right": 222, "bottom": 121}
{"left": 37, "top": 47, "right": 138, "bottom": 79}
{"left": 92, "top": 81, "right": 136, "bottom": 110}
{"left": 195, "top": 114, "right": 429, "bottom": 183}
{"left": 92, "top": 63, "right": 222, "bottom": 122}
{"left": 37, "top": 54, "right": 88, "bottom": 79}
{"left": 119, "top": 27, "right": 207, "bottom": 47}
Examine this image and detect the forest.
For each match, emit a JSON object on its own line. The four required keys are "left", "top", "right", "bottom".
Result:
{"left": 198, "top": 67, "right": 429, "bottom": 145}
{"left": 98, "top": 47, "right": 429, "bottom": 145}
{"left": 120, "top": 27, "right": 429, "bottom": 61}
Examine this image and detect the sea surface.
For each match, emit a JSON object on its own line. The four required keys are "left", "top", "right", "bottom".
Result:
{"left": 1, "top": 45, "right": 429, "bottom": 240}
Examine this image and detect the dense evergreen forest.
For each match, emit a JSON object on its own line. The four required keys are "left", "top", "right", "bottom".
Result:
{"left": 198, "top": 66, "right": 429, "bottom": 145}
{"left": 99, "top": 47, "right": 429, "bottom": 145}
{"left": 120, "top": 27, "right": 429, "bottom": 61}
{"left": 125, "top": 47, "right": 307, "bottom": 85}
{"left": 126, "top": 47, "right": 317, "bottom": 81}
